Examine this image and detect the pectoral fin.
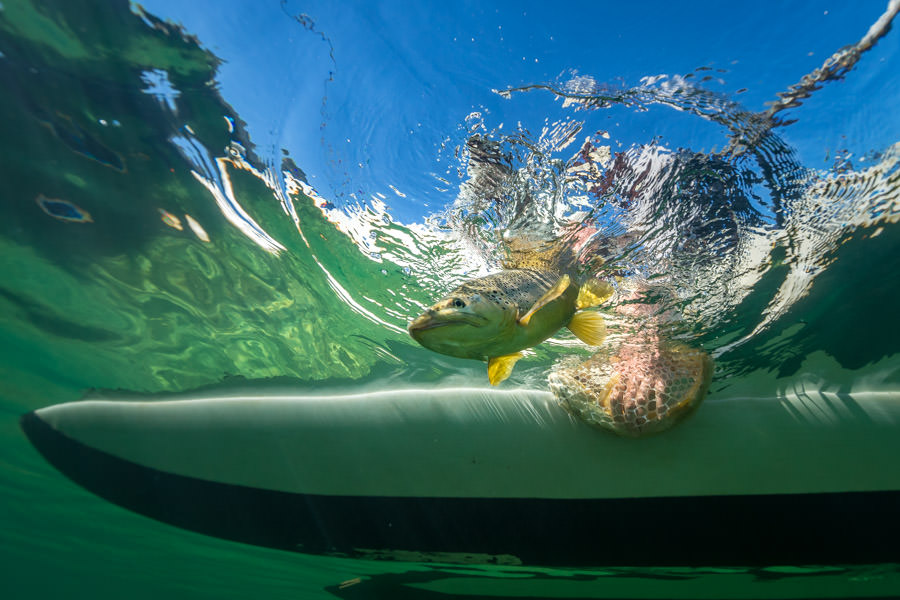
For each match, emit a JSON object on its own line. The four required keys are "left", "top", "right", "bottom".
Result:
{"left": 518, "top": 274, "right": 571, "bottom": 326}
{"left": 576, "top": 279, "right": 614, "bottom": 310}
{"left": 487, "top": 352, "right": 524, "bottom": 385}
{"left": 567, "top": 311, "right": 606, "bottom": 346}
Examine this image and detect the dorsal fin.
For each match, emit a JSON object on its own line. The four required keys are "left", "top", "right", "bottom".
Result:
{"left": 576, "top": 279, "right": 614, "bottom": 310}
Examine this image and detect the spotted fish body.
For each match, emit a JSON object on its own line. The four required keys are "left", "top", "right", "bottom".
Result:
{"left": 408, "top": 268, "right": 609, "bottom": 384}
{"left": 451, "top": 270, "right": 577, "bottom": 358}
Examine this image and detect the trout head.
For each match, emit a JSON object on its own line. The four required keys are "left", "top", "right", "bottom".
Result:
{"left": 408, "top": 290, "right": 515, "bottom": 360}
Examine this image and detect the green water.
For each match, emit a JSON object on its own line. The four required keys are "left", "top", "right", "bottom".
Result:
{"left": 2, "top": 1, "right": 900, "bottom": 598}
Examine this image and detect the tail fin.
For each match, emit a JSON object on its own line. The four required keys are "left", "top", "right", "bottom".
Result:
{"left": 566, "top": 311, "right": 606, "bottom": 346}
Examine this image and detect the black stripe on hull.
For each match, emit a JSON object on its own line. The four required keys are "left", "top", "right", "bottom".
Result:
{"left": 20, "top": 411, "right": 900, "bottom": 567}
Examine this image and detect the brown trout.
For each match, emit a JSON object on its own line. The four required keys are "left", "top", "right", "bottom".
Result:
{"left": 408, "top": 269, "right": 611, "bottom": 385}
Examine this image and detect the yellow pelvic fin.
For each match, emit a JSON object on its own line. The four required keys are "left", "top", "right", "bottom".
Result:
{"left": 487, "top": 352, "right": 524, "bottom": 385}
{"left": 518, "top": 274, "right": 571, "bottom": 326}
{"left": 567, "top": 311, "right": 606, "bottom": 346}
{"left": 575, "top": 279, "right": 614, "bottom": 310}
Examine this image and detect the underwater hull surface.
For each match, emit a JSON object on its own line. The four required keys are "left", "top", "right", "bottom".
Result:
{"left": 21, "top": 387, "right": 900, "bottom": 566}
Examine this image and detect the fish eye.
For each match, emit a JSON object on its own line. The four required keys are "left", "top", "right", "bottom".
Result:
{"left": 453, "top": 298, "right": 466, "bottom": 308}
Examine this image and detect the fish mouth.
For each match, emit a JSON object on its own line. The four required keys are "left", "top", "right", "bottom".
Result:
{"left": 408, "top": 320, "right": 460, "bottom": 333}
{"left": 407, "top": 313, "right": 487, "bottom": 334}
